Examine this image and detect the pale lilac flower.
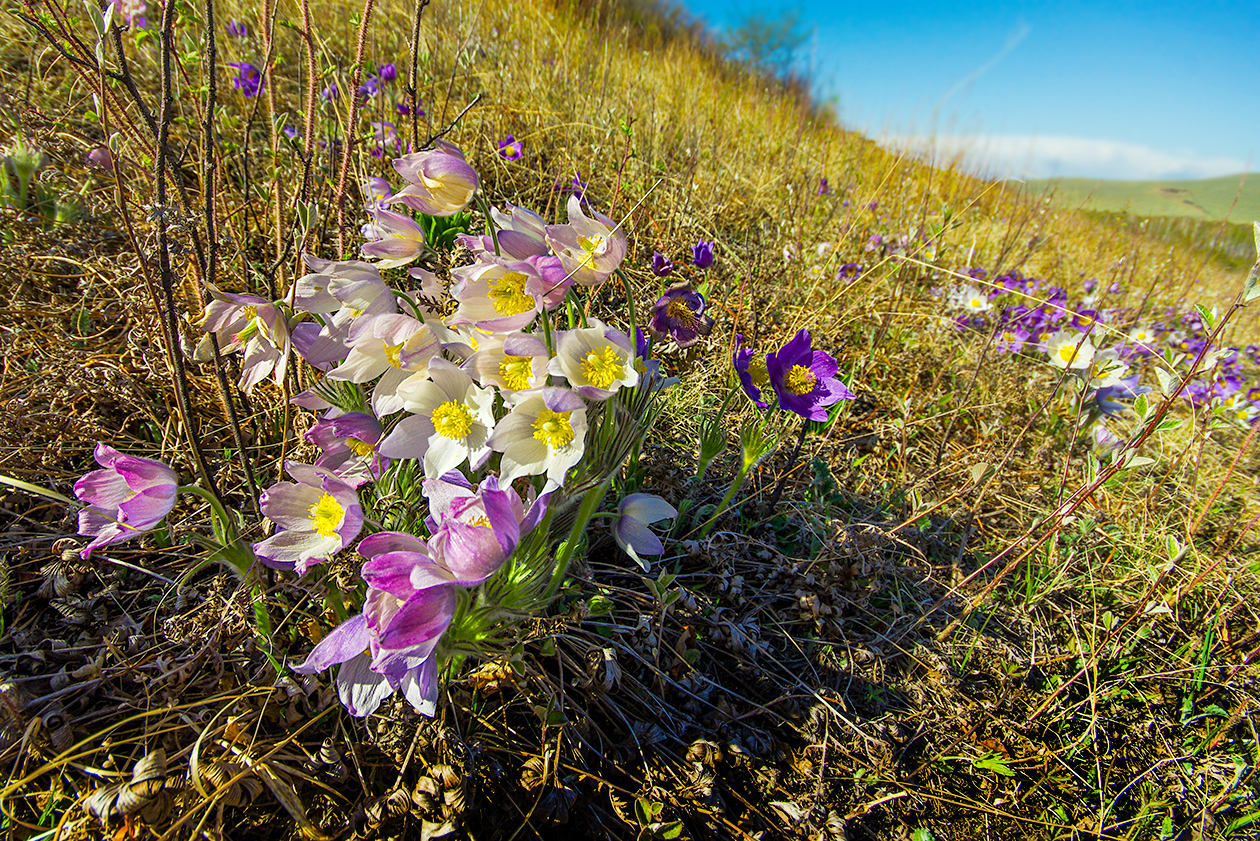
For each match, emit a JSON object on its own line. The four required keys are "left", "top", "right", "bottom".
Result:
{"left": 457, "top": 203, "right": 550, "bottom": 261}
{"left": 462, "top": 332, "right": 550, "bottom": 394}
{"left": 360, "top": 205, "right": 426, "bottom": 269}
{"left": 544, "top": 195, "right": 628, "bottom": 286}
{"left": 487, "top": 387, "right": 588, "bottom": 488}
{"left": 75, "top": 443, "right": 177, "bottom": 559}
{"left": 614, "top": 494, "right": 677, "bottom": 570}
{"left": 378, "top": 358, "right": 495, "bottom": 478}
{"left": 447, "top": 257, "right": 546, "bottom": 334}
{"left": 194, "top": 286, "right": 291, "bottom": 393}
{"left": 548, "top": 319, "right": 639, "bottom": 400}
{"left": 288, "top": 254, "right": 397, "bottom": 370}
{"left": 390, "top": 142, "right": 479, "bottom": 216}
{"left": 326, "top": 313, "right": 442, "bottom": 416}
{"left": 254, "top": 462, "right": 363, "bottom": 575}
{"left": 305, "top": 412, "right": 387, "bottom": 486}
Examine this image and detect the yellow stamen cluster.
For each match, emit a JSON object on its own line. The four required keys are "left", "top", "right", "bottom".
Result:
{"left": 580, "top": 345, "right": 624, "bottom": 390}
{"left": 578, "top": 233, "right": 606, "bottom": 254}
{"left": 347, "top": 438, "right": 374, "bottom": 457}
{"left": 308, "top": 493, "right": 344, "bottom": 539}
{"left": 431, "top": 400, "right": 474, "bottom": 440}
{"left": 1056, "top": 344, "right": 1081, "bottom": 365}
{"left": 532, "top": 408, "right": 575, "bottom": 449}
{"left": 499, "top": 354, "right": 534, "bottom": 391}
{"left": 465, "top": 515, "right": 492, "bottom": 528}
{"left": 784, "top": 364, "right": 818, "bottom": 396}
{"left": 665, "top": 296, "right": 698, "bottom": 329}
{"left": 383, "top": 341, "right": 405, "bottom": 369}
{"left": 488, "top": 271, "right": 534, "bottom": 316}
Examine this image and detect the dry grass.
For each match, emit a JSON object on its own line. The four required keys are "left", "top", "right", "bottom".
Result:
{"left": 0, "top": 0, "right": 1258, "bottom": 838}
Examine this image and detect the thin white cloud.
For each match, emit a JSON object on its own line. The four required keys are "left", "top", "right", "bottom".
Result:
{"left": 887, "top": 134, "right": 1251, "bottom": 181}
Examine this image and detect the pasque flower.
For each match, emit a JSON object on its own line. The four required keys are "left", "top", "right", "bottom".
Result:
{"left": 733, "top": 333, "right": 770, "bottom": 408}
{"left": 487, "top": 387, "right": 588, "bottom": 488}
{"left": 548, "top": 319, "right": 639, "bottom": 400}
{"left": 498, "top": 135, "right": 524, "bottom": 161}
{"left": 360, "top": 205, "right": 426, "bottom": 269}
{"left": 305, "top": 412, "right": 387, "bottom": 486}
{"left": 254, "top": 463, "right": 363, "bottom": 575}
{"left": 691, "top": 240, "right": 714, "bottom": 269}
{"left": 649, "top": 285, "right": 714, "bottom": 348}
{"left": 614, "top": 494, "right": 677, "bottom": 570}
{"left": 194, "top": 286, "right": 291, "bottom": 393}
{"left": 378, "top": 358, "right": 495, "bottom": 478}
{"left": 650, "top": 251, "right": 673, "bottom": 278}
{"left": 229, "top": 62, "right": 264, "bottom": 97}
{"left": 390, "top": 142, "right": 479, "bottom": 217}
{"left": 75, "top": 444, "right": 177, "bottom": 559}
{"left": 224, "top": 18, "right": 247, "bottom": 38}
{"left": 545, "top": 195, "right": 627, "bottom": 286}
{"left": 766, "top": 329, "right": 856, "bottom": 421}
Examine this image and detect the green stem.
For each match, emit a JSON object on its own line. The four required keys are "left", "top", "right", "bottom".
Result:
{"left": 477, "top": 192, "right": 501, "bottom": 257}
{"left": 547, "top": 480, "right": 608, "bottom": 599}
{"left": 696, "top": 464, "right": 751, "bottom": 539}
{"left": 613, "top": 267, "right": 637, "bottom": 344}
{"left": 180, "top": 484, "right": 238, "bottom": 544}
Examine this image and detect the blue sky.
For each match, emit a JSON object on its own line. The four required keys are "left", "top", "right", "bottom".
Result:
{"left": 680, "top": 0, "right": 1258, "bottom": 181}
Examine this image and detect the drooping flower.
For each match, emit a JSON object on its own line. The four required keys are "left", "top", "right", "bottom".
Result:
{"left": 457, "top": 203, "right": 550, "bottom": 261}
{"left": 733, "top": 333, "right": 770, "bottom": 409}
{"left": 498, "top": 135, "right": 524, "bottom": 161}
{"left": 360, "top": 205, "right": 426, "bottom": 268}
{"left": 649, "top": 285, "right": 714, "bottom": 348}
{"left": 75, "top": 443, "right": 177, "bottom": 559}
{"left": 544, "top": 195, "right": 627, "bottom": 286}
{"left": 487, "top": 387, "right": 588, "bottom": 487}
{"left": 691, "top": 240, "right": 714, "bottom": 269}
{"left": 766, "top": 329, "right": 856, "bottom": 421}
{"left": 194, "top": 286, "right": 291, "bottom": 393}
{"left": 229, "top": 62, "right": 264, "bottom": 98}
{"left": 224, "top": 18, "right": 247, "bottom": 38}
{"left": 548, "top": 320, "right": 639, "bottom": 400}
{"left": 305, "top": 411, "right": 388, "bottom": 486}
{"left": 613, "top": 494, "right": 677, "bottom": 570}
{"left": 651, "top": 251, "right": 674, "bottom": 278}
{"left": 254, "top": 462, "right": 363, "bottom": 575}
{"left": 288, "top": 254, "right": 397, "bottom": 370}
{"left": 378, "top": 358, "right": 495, "bottom": 478}
{"left": 390, "top": 142, "right": 479, "bottom": 217}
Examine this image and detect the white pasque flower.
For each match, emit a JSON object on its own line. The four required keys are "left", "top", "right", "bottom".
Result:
{"left": 378, "top": 358, "right": 495, "bottom": 478}
{"left": 548, "top": 319, "right": 639, "bottom": 400}
{"left": 326, "top": 313, "right": 442, "bottom": 416}
{"left": 487, "top": 387, "right": 587, "bottom": 488}
{"left": 1044, "top": 331, "right": 1095, "bottom": 370}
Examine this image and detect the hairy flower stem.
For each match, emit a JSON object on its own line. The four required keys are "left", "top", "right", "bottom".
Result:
{"left": 764, "top": 415, "right": 809, "bottom": 515}
{"left": 335, "top": 0, "right": 378, "bottom": 254}
{"left": 476, "top": 192, "right": 501, "bottom": 257}
{"left": 547, "top": 479, "right": 609, "bottom": 599}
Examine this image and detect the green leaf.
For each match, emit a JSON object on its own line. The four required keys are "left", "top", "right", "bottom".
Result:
{"left": 1244, "top": 261, "right": 1260, "bottom": 304}
{"left": 972, "top": 753, "right": 1015, "bottom": 776}
{"left": 911, "top": 829, "right": 938, "bottom": 841}
{"left": 1154, "top": 367, "right": 1177, "bottom": 398}
{"left": 1194, "top": 303, "right": 1217, "bottom": 329}
{"left": 1133, "top": 393, "right": 1149, "bottom": 419}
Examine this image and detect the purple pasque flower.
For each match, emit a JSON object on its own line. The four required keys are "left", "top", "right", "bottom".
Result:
{"left": 733, "top": 333, "right": 770, "bottom": 409}
{"left": 649, "top": 284, "right": 714, "bottom": 348}
{"left": 358, "top": 75, "right": 383, "bottom": 99}
{"left": 293, "top": 537, "right": 454, "bottom": 717}
{"left": 837, "top": 262, "right": 863, "bottom": 281}
{"left": 614, "top": 494, "right": 677, "bottom": 570}
{"left": 253, "top": 462, "right": 363, "bottom": 575}
{"left": 817, "top": 177, "right": 832, "bottom": 196}
{"left": 498, "top": 135, "right": 524, "bottom": 161}
{"left": 224, "top": 18, "right": 247, "bottom": 38}
{"left": 766, "top": 329, "right": 856, "bottom": 421}
{"left": 555, "top": 171, "right": 587, "bottom": 201}
{"left": 651, "top": 251, "right": 674, "bottom": 278}
{"left": 691, "top": 239, "right": 714, "bottom": 269}
{"left": 1071, "top": 308, "right": 1101, "bottom": 332}
{"left": 85, "top": 146, "right": 114, "bottom": 172}
{"left": 422, "top": 473, "right": 549, "bottom": 573}
{"left": 377, "top": 62, "right": 397, "bottom": 83}
{"left": 75, "top": 443, "right": 177, "bottom": 559}
{"left": 282, "top": 125, "right": 299, "bottom": 141}
{"left": 305, "top": 411, "right": 388, "bottom": 486}
{"left": 228, "top": 62, "right": 264, "bottom": 97}
{"left": 320, "top": 81, "right": 339, "bottom": 102}
{"left": 369, "top": 121, "right": 401, "bottom": 158}
{"left": 457, "top": 203, "right": 550, "bottom": 262}
{"left": 994, "top": 325, "right": 1030, "bottom": 354}
{"left": 1091, "top": 374, "right": 1150, "bottom": 416}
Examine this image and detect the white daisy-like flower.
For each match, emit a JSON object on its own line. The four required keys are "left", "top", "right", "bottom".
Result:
{"left": 487, "top": 387, "right": 588, "bottom": 488}
{"left": 378, "top": 358, "right": 495, "bottom": 478}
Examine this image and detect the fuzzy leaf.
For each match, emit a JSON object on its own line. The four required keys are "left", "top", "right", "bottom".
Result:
{"left": 1154, "top": 367, "right": 1177, "bottom": 398}
{"left": 1244, "top": 261, "right": 1260, "bottom": 304}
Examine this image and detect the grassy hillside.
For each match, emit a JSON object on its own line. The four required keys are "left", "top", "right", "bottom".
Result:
{"left": 0, "top": 0, "right": 1258, "bottom": 838}
{"left": 1030, "top": 172, "right": 1260, "bottom": 221}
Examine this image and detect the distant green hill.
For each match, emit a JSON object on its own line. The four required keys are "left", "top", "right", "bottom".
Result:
{"left": 1027, "top": 173, "right": 1259, "bottom": 222}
